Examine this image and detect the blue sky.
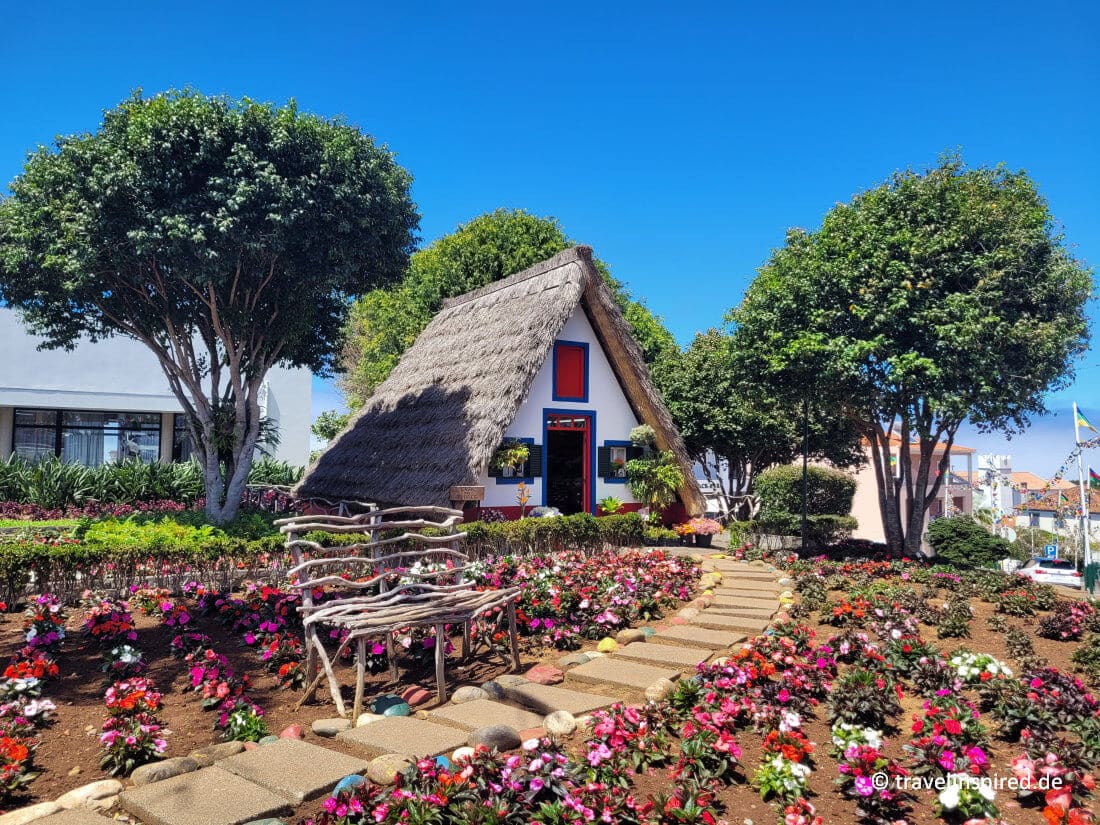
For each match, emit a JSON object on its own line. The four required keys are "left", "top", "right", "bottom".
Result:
{"left": 2, "top": 1, "right": 1097, "bottom": 475}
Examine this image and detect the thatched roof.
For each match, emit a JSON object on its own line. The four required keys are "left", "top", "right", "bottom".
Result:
{"left": 297, "top": 246, "right": 704, "bottom": 514}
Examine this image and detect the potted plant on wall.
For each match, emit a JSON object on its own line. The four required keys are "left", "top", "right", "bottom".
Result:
{"left": 687, "top": 517, "right": 722, "bottom": 548}
{"left": 491, "top": 440, "right": 530, "bottom": 478}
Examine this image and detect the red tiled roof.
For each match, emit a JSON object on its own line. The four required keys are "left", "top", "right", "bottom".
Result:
{"left": 1022, "top": 486, "right": 1100, "bottom": 515}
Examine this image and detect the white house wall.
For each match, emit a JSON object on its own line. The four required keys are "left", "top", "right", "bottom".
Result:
{"left": 475, "top": 306, "right": 641, "bottom": 510}
{"left": 0, "top": 308, "right": 312, "bottom": 466}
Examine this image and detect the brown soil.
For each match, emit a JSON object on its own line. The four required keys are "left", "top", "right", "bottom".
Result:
{"left": 6, "top": 583, "right": 1090, "bottom": 825}
{"left": 2, "top": 604, "right": 580, "bottom": 813}
{"left": 704, "top": 590, "right": 1081, "bottom": 825}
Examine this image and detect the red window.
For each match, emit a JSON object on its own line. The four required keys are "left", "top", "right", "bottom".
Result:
{"left": 553, "top": 343, "right": 587, "bottom": 400}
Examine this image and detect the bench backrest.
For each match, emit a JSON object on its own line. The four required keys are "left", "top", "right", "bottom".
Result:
{"left": 275, "top": 506, "right": 468, "bottom": 610}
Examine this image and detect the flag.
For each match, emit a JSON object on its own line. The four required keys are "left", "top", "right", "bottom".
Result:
{"left": 1091, "top": 468, "right": 1100, "bottom": 490}
{"left": 1059, "top": 491, "right": 1069, "bottom": 504}
{"left": 1075, "top": 404, "right": 1098, "bottom": 433}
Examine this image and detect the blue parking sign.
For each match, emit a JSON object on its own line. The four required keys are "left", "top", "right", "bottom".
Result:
{"left": 1043, "top": 544, "right": 1058, "bottom": 559}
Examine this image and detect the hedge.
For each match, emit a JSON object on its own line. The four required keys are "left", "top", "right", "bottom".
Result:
{"left": 457, "top": 513, "right": 647, "bottom": 556}
{"left": 0, "top": 512, "right": 654, "bottom": 607}
{"left": 0, "top": 519, "right": 287, "bottom": 607}
{"left": 754, "top": 465, "right": 856, "bottom": 518}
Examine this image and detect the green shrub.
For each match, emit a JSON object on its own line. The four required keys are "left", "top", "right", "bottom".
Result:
{"left": 0, "top": 518, "right": 283, "bottom": 606}
{"left": 0, "top": 454, "right": 302, "bottom": 507}
{"left": 926, "top": 516, "right": 1011, "bottom": 569}
{"left": 754, "top": 465, "right": 856, "bottom": 518}
{"left": 457, "top": 512, "right": 647, "bottom": 556}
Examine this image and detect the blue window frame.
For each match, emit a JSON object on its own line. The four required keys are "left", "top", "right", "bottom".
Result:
{"left": 602, "top": 439, "right": 630, "bottom": 484}
{"left": 551, "top": 340, "right": 590, "bottom": 403}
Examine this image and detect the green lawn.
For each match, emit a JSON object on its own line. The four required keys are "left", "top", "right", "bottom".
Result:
{"left": 0, "top": 518, "right": 79, "bottom": 529}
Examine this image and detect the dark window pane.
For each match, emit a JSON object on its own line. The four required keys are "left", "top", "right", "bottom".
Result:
{"left": 15, "top": 409, "right": 58, "bottom": 426}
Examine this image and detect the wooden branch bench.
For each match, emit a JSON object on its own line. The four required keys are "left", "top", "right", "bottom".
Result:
{"left": 276, "top": 506, "right": 522, "bottom": 718}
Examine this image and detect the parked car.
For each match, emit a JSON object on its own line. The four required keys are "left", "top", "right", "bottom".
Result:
{"left": 1016, "top": 557, "right": 1083, "bottom": 588}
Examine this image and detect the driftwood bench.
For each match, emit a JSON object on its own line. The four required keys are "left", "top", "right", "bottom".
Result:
{"left": 276, "top": 506, "right": 521, "bottom": 718}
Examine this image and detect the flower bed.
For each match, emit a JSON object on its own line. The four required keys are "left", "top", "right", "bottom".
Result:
{"left": 289, "top": 549, "right": 1099, "bottom": 825}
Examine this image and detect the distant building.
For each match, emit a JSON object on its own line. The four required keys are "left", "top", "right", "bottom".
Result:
{"left": 850, "top": 434, "right": 975, "bottom": 546}
{"left": 1017, "top": 487, "right": 1100, "bottom": 547}
{"left": 0, "top": 308, "right": 312, "bottom": 467}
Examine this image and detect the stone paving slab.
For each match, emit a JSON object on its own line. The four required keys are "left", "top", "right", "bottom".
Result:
{"left": 219, "top": 737, "right": 369, "bottom": 803}
{"left": 566, "top": 657, "right": 680, "bottom": 691}
{"left": 706, "top": 604, "right": 777, "bottom": 618}
{"left": 337, "top": 716, "right": 470, "bottom": 759}
{"left": 716, "top": 581, "right": 779, "bottom": 593}
{"left": 503, "top": 683, "right": 617, "bottom": 715}
{"left": 38, "top": 812, "right": 117, "bottom": 825}
{"left": 426, "top": 699, "right": 545, "bottom": 732}
{"left": 614, "top": 642, "right": 710, "bottom": 668}
{"left": 652, "top": 625, "right": 746, "bottom": 650}
{"left": 716, "top": 574, "right": 779, "bottom": 585}
{"left": 120, "top": 765, "right": 291, "bottom": 825}
{"left": 709, "top": 565, "right": 776, "bottom": 578}
{"left": 691, "top": 613, "right": 771, "bottom": 633}
{"left": 712, "top": 595, "right": 779, "bottom": 608}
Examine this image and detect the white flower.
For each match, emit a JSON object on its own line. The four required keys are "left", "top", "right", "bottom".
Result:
{"left": 938, "top": 782, "right": 961, "bottom": 810}
{"left": 978, "top": 782, "right": 996, "bottom": 801}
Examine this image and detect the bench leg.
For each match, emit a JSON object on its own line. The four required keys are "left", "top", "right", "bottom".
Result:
{"left": 387, "top": 632, "right": 398, "bottom": 683}
{"left": 352, "top": 638, "right": 367, "bottom": 723}
{"left": 434, "top": 622, "right": 447, "bottom": 704}
{"left": 506, "top": 603, "right": 521, "bottom": 672}
{"left": 303, "top": 632, "right": 318, "bottom": 702}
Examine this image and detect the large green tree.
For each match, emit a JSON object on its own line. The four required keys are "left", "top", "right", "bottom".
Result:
{"left": 0, "top": 90, "right": 419, "bottom": 523}
{"left": 341, "top": 208, "right": 677, "bottom": 405}
{"left": 656, "top": 329, "right": 863, "bottom": 497}
{"left": 732, "top": 155, "right": 1092, "bottom": 555}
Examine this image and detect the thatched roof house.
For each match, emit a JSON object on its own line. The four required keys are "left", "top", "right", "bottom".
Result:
{"left": 297, "top": 246, "right": 703, "bottom": 518}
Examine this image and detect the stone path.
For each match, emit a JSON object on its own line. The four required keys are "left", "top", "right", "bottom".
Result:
{"left": 27, "top": 553, "right": 784, "bottom": 825}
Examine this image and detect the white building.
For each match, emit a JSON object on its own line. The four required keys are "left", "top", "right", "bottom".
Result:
{"left": 296, "top": 247, "right": 703, "bottom": 520}
{"left": 0, "top": 308, "right": 312, "bottom": 467}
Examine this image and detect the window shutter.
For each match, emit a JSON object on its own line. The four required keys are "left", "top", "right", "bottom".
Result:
{"left": 597, "top": 446, "right": 612, "bottom": 478}
{"left": 527, "top": 444, "right": 543, "bottom": 477}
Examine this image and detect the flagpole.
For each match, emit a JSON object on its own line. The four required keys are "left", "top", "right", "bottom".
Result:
{"left": 1074, "top": 404, "right": 1092, "bottom": 569}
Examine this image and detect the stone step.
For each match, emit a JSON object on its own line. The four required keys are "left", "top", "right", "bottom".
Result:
{"left": 652, "top": 625, "right": 746, "bottom": 650}
{"left": 716, "top": 580, "right": 779, "bottom": 593}
{"left": 120, "top": 766, "right": 291, "bottom": 825}
{"left": 614, "top": 641, "right": 710, "bottom": 668}
{"left": 704, "top": 607, "right": 783, "bottom": 620}
{"left": 708, "top": 564, "right": 776, "bottom": 577}
{"left": 425, "top": 698, "right": 544, "bottom": 732}
{"left": 565, "top": 657, "right": 680, "bottom": 691}
{"left": 690, "top": 612, "right": 771, "bottom": 633}
{"left": 337, "top": 716, "right": 470, "bottom": 759}
{"left": 711, "top": 595, "right": 779, "bottom": 609}
{"left": 717, "top": 576, "right": 778, "bottom": 589}
{"left": 503, "top": 683, "right": 617, "bottom": 716}
{"left": 218, "top": 737, "right": 369, "bottom": 804}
